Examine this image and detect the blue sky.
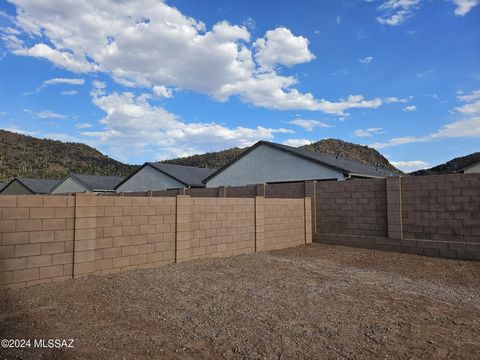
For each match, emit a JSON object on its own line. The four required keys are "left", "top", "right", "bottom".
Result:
{"left": 0, "top": 0, "right": 479, "bottom": 171}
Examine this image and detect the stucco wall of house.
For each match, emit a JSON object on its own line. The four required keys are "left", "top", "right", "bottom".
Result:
{"left": 206, "top": 144, "right": 344, "bottom": 188}
{"left": 464, "top": 163, "right": 480, "bottom": 174}
{"left": 51, "top": 177, "right": 90, "bottom": 194}
{"left": 116, "top": 165, "right": 185, "bottom": 192}
{"left": 0, "top": 181, "right": 34, "bottom": 195}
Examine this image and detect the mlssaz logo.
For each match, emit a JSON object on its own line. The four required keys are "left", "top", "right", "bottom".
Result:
{"left": 34, "top": 339, "right": 74, "bottom": 348}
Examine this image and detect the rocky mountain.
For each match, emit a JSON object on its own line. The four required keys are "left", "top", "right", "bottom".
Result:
{"left": 0, "top": 130, "right": 138, "bottom": 182}
{"left": 410, "top": 152, "right": 480, "bottom": 176}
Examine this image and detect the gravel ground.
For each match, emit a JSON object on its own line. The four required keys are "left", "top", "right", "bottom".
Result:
{"left": 1, "top": 243, "right": 480, "bottom": 359}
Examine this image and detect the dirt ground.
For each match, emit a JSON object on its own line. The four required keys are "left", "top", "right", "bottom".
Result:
{"left": 1, "top": 243, "right": 480, "bottom": 360}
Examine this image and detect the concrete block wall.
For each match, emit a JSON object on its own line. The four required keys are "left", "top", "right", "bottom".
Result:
{"left": 73, "top": 195, "right": 176, "bottom": 277}
{"left": 315, "top": 179, "right": 388, "bottom": 237}
{"left": 314, "top": 174, "right": 480, "bottom": 260}
{"left": 1, "top": 194, "right": 311, "bottom": 288}
{"left": 176, "top": 197, "right": 256, "bottom": 261}
{"left": 0, "top": 195, "right": 75, "bottom": 288}
{"left": 260, "top": 198, "right": 308, "bottom": 251}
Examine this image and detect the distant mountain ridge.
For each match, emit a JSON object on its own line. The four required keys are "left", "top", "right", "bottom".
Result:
{"left": 0, "top": 129, "right": 401, "bottom": 183}
{"left": 163, "top": 139, "right": 401, "bottom": 173}
{"left": 0, "top": 130, "right": 138, "bottom": 182}
{"left": 411, "top": 152, "right": 480, "bottom": 176}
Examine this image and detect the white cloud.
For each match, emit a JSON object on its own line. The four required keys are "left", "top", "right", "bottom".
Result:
{"left": 254, "top": 27, "right": 315, "bottom": 69}
{"left": 403, "top": 105, "right": 417, "bottom": 111}
{"left": 390, "top": 160, "right": 429, "bottom": 172}
{"left": 35, "top": 110, "right": 68, "bottom": 119}
{"left": 354, "top": 128, "right": 383, "bottom": 137}
{"left": 376, "top": 0, "right": 421, "bottom": 26}
{"left": 14, "top": 44, "right": 97, "bottom": 73}
{"left": 6, "top": 0, "right": 383, "bottom": 116}
{"left": 371, "top": 90, "right": 480, "bottom": 148}
{"left": 37, "top": 77, "right": 84, "bottom": 91}
{"left": 75, "top": 122, "right": 92, "bottom": 129}
{"left": 358, "top": 56, "right": 373, "bottom": 64}
{"left": 430, "top": 116, "right": 480, "bottom": 138}
{"left": 82, "top": 89, "right": 293, "bottom": 159}
{"left": 336, "top": 16, "right": 342, "bottom": 24}
{"left": 289, "top": 118, "right": 331, "bottom": 131}
{"left": 451, "top": 0, "right": 479, "bottom": 15}
{"left": 385, "top": 96, "right": 409, "bottom": 103}
{"left": 455, "top": 89, "right": 480, "bottom": 115}
{"left": 282, "top": 139, "right": 313, "bottom": 147}
{"left": 371, "top": 136, "right": 422, "bottom": 149}
{"left": 61, "top": 90, "right": 77, "bottom": 96}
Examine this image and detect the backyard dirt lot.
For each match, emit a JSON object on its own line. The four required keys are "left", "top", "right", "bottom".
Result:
{"left": 1, "top": 243, "right": 480, "bottom": 359}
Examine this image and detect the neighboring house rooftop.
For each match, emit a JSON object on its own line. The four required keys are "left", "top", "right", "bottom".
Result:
{"left": 204, "top": 140, "right": 397, "bottom": 183}
{"left": 7, "top": 177, "right": 61, "bottom": 194}
{"left": 457, "top": 160, "right": 480, "bottom": 173}
{"left": 0, "top": 182, "right": 4, "bottom": 191}
{"left": 116, "top": 163, "right": 217, "bottom": 190}
{"left": 51, "top": 173, "right": 125, "bottom": 193}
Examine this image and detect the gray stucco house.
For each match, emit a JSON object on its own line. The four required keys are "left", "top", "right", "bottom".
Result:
{"left": 51, "top": 173, "right": 125, "bottom": 194}
{"left": 0, "top": 177, "right": 61, "bottom": 195}
{"left": 115, "top": 163, "right": 217, "bottom": 192}
{"left": 458, "top": 160, "right": 480, "bottom": 174}
{"left": 204, "top": 140, "right": 396, "bottom": 188}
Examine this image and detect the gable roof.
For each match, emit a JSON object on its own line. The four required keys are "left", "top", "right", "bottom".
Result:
{"left": 51, "top": 173, "right": 125, "bottom": 192}
{"left": 457, "top": 159, "right": 480, "bottom": 173}
{"left": 203, "top": 140, "right": 397, "bottom": 183}
{"left": 7, "top": 177, "right": 61, "bottom": 194}
{"left": 115, "top": 163, "right": 217, "bottom": 189}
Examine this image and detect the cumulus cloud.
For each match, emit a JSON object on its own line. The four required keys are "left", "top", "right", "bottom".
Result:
{"left": 5, "top": 0, "right": 384, "bottom": 116}
{"left": 282, "top": 139, "right": 313, "bottom": 147}
{"left": 390, "top": 160, "right": 428, "bottom": 172}
{"left": 354, "top": 128, "right": 383, "bottom": 137}
{"left": 289, "top": 118, "right": 331, "bottom": 131}
{"left": 82, "top": 88, "right": 293, "bottom": 159}
{"left": 403, "top": 105, "right": 417, "bottom": 111}
{"left": 254, "top": 27, "right": 315, "bottom": 69}
{"left": 376, "top": 0, "right": 421, "bottom": 26}
{"left": 358, "top": 56, "right": 373, "bottom": 64}
{"left": 451, "top": 0, "right": 479, "bottom": 15}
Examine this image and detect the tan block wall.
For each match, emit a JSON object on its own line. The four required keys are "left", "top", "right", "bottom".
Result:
{"left": 177, "top": 197, "right": 256, "bottom": 261}
{"left": 0, "top": 195, "right": 75, "bottom": 288}
{"left": 74, "top": 195, "right": 176, "bottom": 277}
{"left": 1, "top": 194, "right": 310, "bottom": 288}
{"left": 260, "top": 198, "right": 306, "bottom": 251}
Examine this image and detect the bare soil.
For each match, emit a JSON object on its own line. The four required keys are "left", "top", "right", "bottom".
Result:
{"left": 1, "top": 244, "right": 480, "bottom": 359}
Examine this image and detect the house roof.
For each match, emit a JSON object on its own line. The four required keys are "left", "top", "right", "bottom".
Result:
{"left": 67, "top": 173, "right": 125, "bottom": 191}
{"left": 12, "top": 177, "right": 61, "bottom": 194}
{"left": 457, "top": 160, "right": 480, "bottom": 173}
{"left": 115, "top": 163, "right": 217, "bottom": 189}
{"left": 203, "top": 140, "right": 397, "bottom": 183}
{"left": 0, "top": 182, "right": 4, "bottom": 191}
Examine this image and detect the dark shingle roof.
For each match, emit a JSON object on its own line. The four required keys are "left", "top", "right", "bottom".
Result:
{"left": 0, "top": 182, "right": 4, "bottom": 191}
{"left": 17, "top": 177, "right": 61, "bottom": 194}
{"left": 70, "top": 173, "right": 124, "bottom": 191}
{"left": 267, "top": 141, "right": 396, "bottom": 177}
{"left": 146, "top": 163, "right": 217, "bottom": 187}
{"left": 203, "top": 140, "right": 396, "bottom": 183}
